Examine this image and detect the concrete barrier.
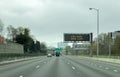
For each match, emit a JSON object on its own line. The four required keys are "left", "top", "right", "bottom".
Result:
{"left": 0, "top": 42, "right": 24, "bottom": 54}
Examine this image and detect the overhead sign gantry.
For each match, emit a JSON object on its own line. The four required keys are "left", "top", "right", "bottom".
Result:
{"left": 64, "top": 33, "right": 92, "bottom": 43}
{"left": 63, "top": 33, "right": 93, "bottom": 55}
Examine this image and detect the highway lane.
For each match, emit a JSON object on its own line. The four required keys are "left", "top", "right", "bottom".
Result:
{"left": 64, "top": 56, "right": 120, "bottom": 77}
{"left": 0, "top": 55, "right": 120, "bottom": 77}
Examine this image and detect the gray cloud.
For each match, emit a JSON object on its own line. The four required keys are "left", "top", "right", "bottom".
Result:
{"left": 0, "top": 0, "right": 120, "bottom": 47}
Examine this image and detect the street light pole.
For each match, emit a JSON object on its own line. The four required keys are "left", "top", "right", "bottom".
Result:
{"left": 89, "top": 8, "right": 99, "bottom": 56}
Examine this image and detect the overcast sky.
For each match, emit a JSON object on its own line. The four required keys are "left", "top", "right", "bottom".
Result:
{"left": 0, "top": 0, "right": 120, "bottom": 47}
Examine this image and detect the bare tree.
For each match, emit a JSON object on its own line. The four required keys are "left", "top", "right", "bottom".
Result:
{"left": 7, "top": 25, "right": 16, "bottom": 41}
{"left": 16, "top": 27, "right": 24, "bottom": 34}
{"left": 0, "top": 19, "right": 4, "bottom": 36}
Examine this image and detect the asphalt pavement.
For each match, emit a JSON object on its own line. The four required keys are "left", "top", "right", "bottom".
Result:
{"left": 0, "top": 55, "right": 120, "bottom": 77}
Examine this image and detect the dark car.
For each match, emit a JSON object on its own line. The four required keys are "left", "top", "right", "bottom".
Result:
{"left": 55, "top": 52, "right": 60, "bottom": 57}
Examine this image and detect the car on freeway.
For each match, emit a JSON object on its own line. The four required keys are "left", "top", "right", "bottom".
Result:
{"left": 47, "top": 54, "right": 52, "bottom": 57}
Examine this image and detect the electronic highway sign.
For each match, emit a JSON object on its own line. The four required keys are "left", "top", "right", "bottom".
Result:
{"left": 64, "top": 33, "right": 92, "bottom": 42}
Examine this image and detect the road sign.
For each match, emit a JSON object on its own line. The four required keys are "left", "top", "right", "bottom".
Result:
{"left": 55, "top": 48, "right": 63, "bottom": 52}
{"left": 64, "top": 33, "right": 91, "bottom": 42}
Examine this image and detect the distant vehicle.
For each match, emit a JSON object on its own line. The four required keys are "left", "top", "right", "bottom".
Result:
{"left": 54, "top": 48, "right": 62, "bottom": 57}
{"left": 52, "top": 53, "right": 55, "bottom": 56}
{"left": 55, "top": 52, "right": 60, "bottom": 57}
{"left": 47, "top": 54, "right": 52, "bottom": 57}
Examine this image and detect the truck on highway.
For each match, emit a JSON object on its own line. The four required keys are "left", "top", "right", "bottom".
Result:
{"left": 55, "top": 51, "right": 60, "bottom": 57}
{"left": 54, "top": 48, "right": 62, "bottom": 57}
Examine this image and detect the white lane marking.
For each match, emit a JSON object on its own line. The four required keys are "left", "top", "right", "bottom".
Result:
{"left": 67, "top": 63, "right": 70, "bottom": 64}
{"left": 20, "top": 75, "right": 23, "bottom": 77}
{"left": 113, "top": 70, "right": 118, "bottom": 72}
{"left": 36, "top": 65, "right": 40, "bottom": 68}
{"left": 72, "top": 66, "right": 76, "bottom": 70}
{"left": 99, "top": 65, "right": 102, "bottom": 68}
{"left": 105, "top": 67, "right": 109, "bottom": 70}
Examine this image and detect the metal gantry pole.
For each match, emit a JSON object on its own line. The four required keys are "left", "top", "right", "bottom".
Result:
{"left": 108, "top": 32, "right": 112, "bottom": 57}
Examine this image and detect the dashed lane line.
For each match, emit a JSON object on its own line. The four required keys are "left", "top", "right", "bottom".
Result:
{"left": 36, "top": 65, "right": 40, "bottom": 69}
{"left": 67, "top": 63, "right": 70, "bottom": 64}
{"left": 99, "top": 65, "right": 102, "bottom": 68}
{"left": 105, "top": 67, "right": 109, "bottom": 70}
{"left": 72, "top": 66, "right": 76, "bottom": 70}
{"left": 19, "top": 75, "right": 23, "bottom": 77}
{"left": 113, "top": 70, "right": 118, "bottom": 72}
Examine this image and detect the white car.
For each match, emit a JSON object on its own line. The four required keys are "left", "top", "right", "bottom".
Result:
{"left": 47, "top": 54, "right": 52, "bottom": 57}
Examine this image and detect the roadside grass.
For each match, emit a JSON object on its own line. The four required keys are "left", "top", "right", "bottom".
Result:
{"left": 76, "top": 54, "right": 120, "bottom": 59}
{"left": 92, "top": 55, "right": 120, "bottom": 59}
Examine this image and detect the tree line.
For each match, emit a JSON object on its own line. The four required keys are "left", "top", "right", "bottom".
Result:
{"left": 65, "top": 32, "right": 120, "bottom": 56}
{"left": 91, "top": 33, "right": 120, "bottom": 56}
{"left": 0, "top": 19, "right": 47, "bottom": 54}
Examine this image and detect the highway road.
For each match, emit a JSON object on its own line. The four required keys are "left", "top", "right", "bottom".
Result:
{"left": 0, "top": 55, "right": 120, "bottom": 77}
